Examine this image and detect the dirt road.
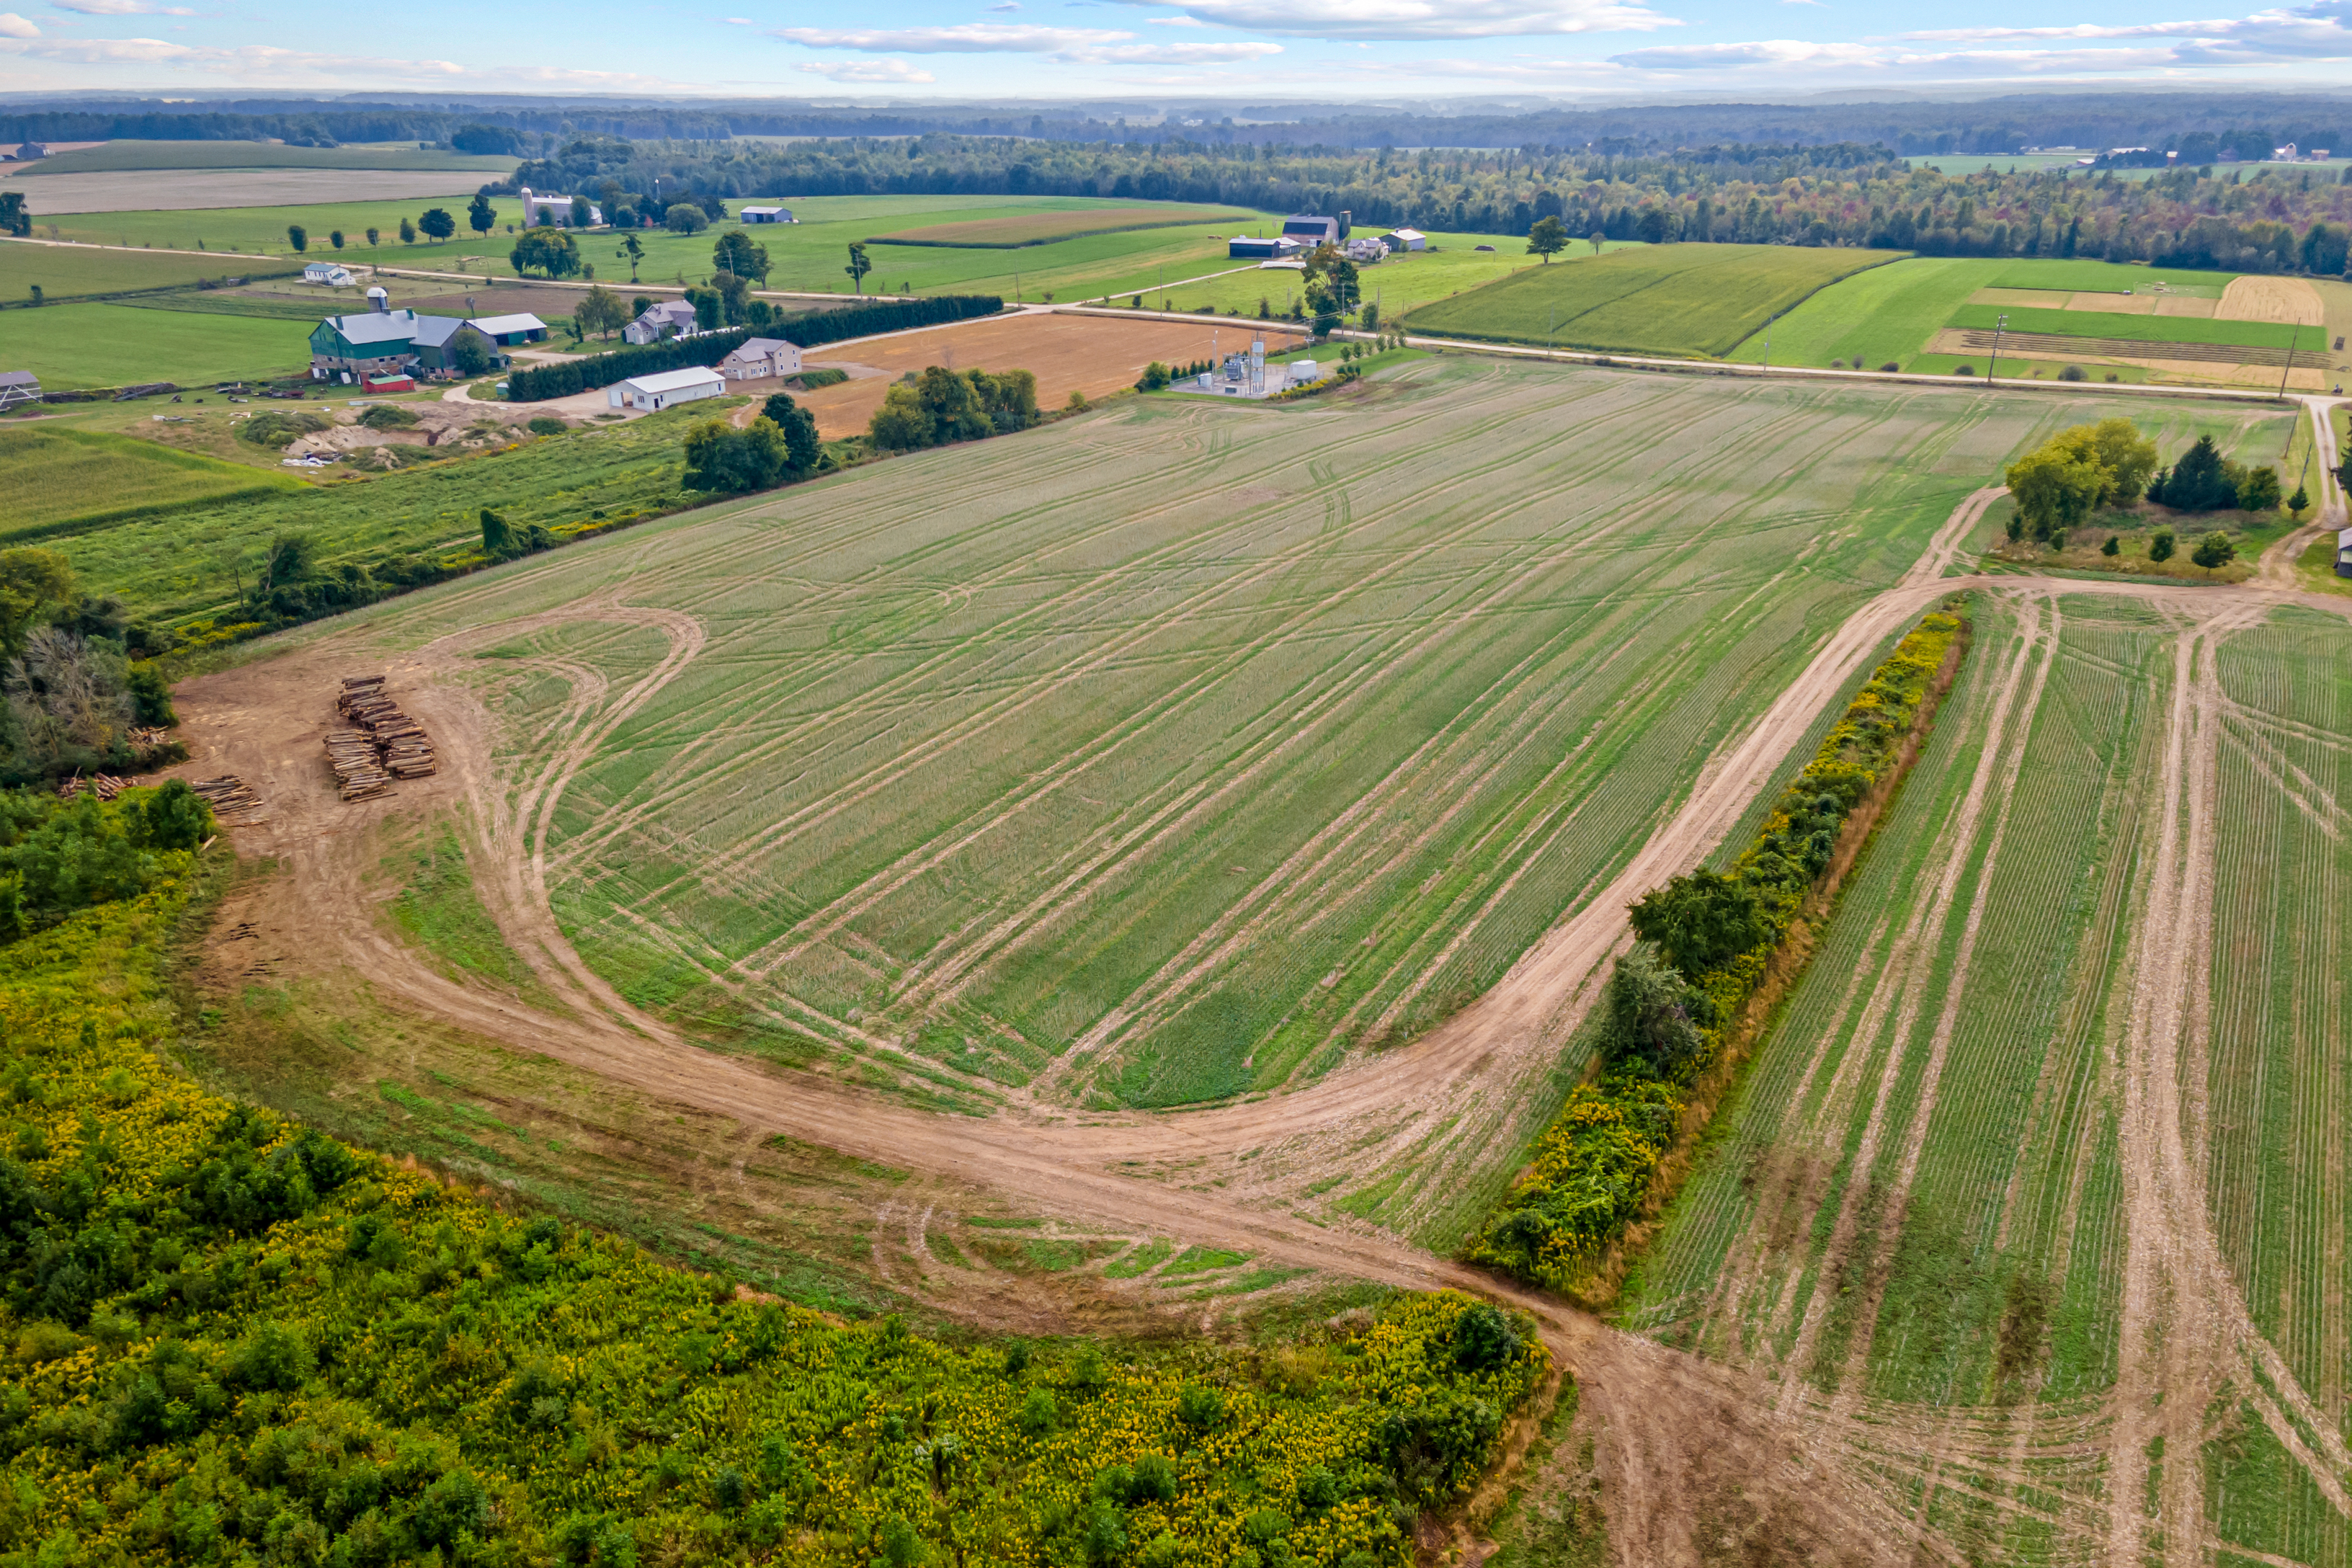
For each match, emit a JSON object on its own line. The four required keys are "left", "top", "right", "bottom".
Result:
{"left": 163, "top": 471, "right": 2352, "bottom": 1563}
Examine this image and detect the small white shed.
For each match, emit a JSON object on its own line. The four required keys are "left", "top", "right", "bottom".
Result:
{"left": 1384, "top": 228, "right": 1427, "bottom": 251}
{"left": 739, "top": 205, "right": 794, "bottom": 223}
{"left": 608, "top": 366, "right": 727, "bottom": 411}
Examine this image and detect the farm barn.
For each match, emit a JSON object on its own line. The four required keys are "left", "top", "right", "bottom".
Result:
{"left": 739, "top": 205, "right": 794, "bottom": 223}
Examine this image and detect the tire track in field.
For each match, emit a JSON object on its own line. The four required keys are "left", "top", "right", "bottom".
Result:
{"left": 545, "top": 366, "right": 1582, "bottom": 884}
{"left": 1771, "top": 598, "right": 2050, "bottom": 1414}
{"left": 2108, "top": 594, "right": 2352, "bottom": 1568}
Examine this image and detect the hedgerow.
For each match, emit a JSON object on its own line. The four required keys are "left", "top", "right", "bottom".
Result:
{"left": 505, "top": 295, "right": 1004, "bottom": 401}
{"left": 1467, "top": 606, "right": 1966, "bottom": 1291}
{"left": 0, "top": 795, "right": 1544, "bottom": 1568}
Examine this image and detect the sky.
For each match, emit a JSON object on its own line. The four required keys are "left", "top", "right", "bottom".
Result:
{"left": 7, "top": 0, "right": 2352, "bottom": 103}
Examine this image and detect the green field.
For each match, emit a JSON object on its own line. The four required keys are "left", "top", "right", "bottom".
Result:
{"left": 1946, "top": 301, "right": 2299, "bottom": 348}
{"left": 13, "top": 195, "right": 1280, "bottom": 299}
{"left": 1399, "top": 244, "right": 1903, "bottom": 357}
{"left": 1, "top": 300, "right": 308, "bottom": 388}
{"left": 0, "top": 425, "right": 304, "bottom": 535}
{"left": 259, "top": 360, "right": 2225, "bottom": 1155}
{"left": 869, "top": 204, "right": 1250, "bottom": 247}
{"left": 12, "top": 139, "right": 518, "bottom": 175}
{"left": 0, "top": 241, "right": 300, "bottom": 304}
{"left": 1626, "top": 583, "right": 2350, "bottom": 1564}
{"left": 40, "top": 401, "right": 718, "bottom": 623}
{"left": 1724, "top": 257, "right": 2252, "bottom": 370}
{"left": 1097, "top": 236, "right": 1641, "bottom": 318}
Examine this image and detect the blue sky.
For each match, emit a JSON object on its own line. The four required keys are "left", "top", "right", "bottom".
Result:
{"left": 6, "top": 0, "right": 2352, "bottom": 102}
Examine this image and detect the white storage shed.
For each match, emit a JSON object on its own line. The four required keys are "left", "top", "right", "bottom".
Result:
{"left": 608, "top": 367, "right": 728, "bottom": 411}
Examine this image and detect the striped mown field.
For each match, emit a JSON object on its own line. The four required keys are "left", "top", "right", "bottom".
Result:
{"left": 365, "top": 363, "right": 2278, "bottom": 1121}
{"left": 1626, "top": 590, "right": 2352, "bottom": 1566}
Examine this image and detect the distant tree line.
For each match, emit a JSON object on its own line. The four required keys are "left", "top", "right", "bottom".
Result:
{"left": 18, "top": 89, "right": 2352, "bottom": 157}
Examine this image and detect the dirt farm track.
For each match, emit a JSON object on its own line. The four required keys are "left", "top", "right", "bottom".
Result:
{"left": 161, "top": 383, "right": 2352, "bottom": 1564}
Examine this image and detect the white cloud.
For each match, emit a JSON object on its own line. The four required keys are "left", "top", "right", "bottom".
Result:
{"left": 1146, "top": 13, "right": 1206, "bottom": 22}
{"left": 986, "top": 1, "right": 1020, "bottom": 9}
{"left": 0, "top": 12, "right": 37, "bottom": 35}
{"left": 723, "top": 15, "right": 753, "bottom": 23}
{"left": 1113, "top": 0, "right": 1672, "bottom": 40}
{"left": 0, "top": 32, "right": 703, "bottom": 86}
{"left": 49, "top": 0, "right": 192, "bottom": 12}
{"left": 792, "top": 55, "right": 937, "bottom": 80}
{"left": 1065, "top": 37, "right": 1280, "bottom": 58}
{"left": 775, "top": 22, "right": 1126, "bottom": 50}
{"left": 1780, "top": 0, "right": 1823, "bottom": 6}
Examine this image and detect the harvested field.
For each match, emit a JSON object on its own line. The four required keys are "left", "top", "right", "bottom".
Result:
{"left": 1629, "top": 587, "right": 2352, "bottom": 1564}
{"left": 8, "top": 170, "right": 484, "bottom": 215}
{"left": 293, "top": 361, "right": 2177, "bottom": 1121}
{"left": 869, "top": 205, "right": 1250, "bottom": 247}
{"left": 0, "top": 241, "right": 299, "bottom": 303}
{"left": 11, "top": 140, "right": 516, "bottom": 177}
{"left": 2220, "top": 273, "right": 2326, "bottom": 324}
{"left": 785, "top": 310, "right": 1308, "bottom": 437}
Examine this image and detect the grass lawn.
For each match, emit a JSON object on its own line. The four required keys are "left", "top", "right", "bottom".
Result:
{"left": 1402, "top": 243, "right": 1902, "bottom": 357}
{"left": 3, "top": 302, "right": 308, "bottom": 388}
{"left": 18, "top": 197, "right": 507, "bottom": 264}
{"left": 2296, "top": 531, "right": 2352, "bottom": 594}
{"left": 0, "top": 425, "right": 305, "bottom": 537}
{"left": 0, "top": 242, "right": 301, "bottom": 305}
{"left": 1724, "top": 257, "right": 2252, "bottom": 370}
{"left": 15, "top": 141, "right": 518, "bottom": 177}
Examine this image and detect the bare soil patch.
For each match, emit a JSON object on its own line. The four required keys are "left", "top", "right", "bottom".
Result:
{"left": 790, "top": 310, "right": 1309, "bottom": 437}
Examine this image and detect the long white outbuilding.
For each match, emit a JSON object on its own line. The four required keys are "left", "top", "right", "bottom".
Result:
{"left": 608, "top": 366, "right": 728, "bottom": 411}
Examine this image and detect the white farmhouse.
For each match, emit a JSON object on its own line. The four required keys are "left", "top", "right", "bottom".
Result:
{"left": 303, "top": 262, "right": 356, "bottom": 286}
{"left": 607, "top": 367, "right": 726, "bottom": 411}
{"left": 719, "top": 337, "right": 803, "bottom": 380}
{"left": 623, "top": 300, "right": 700, "bottom": 345}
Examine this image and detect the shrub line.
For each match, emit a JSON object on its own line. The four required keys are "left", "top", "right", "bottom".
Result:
{"left": 1464, "top": 597, "right": 1972, "bottom": 1306}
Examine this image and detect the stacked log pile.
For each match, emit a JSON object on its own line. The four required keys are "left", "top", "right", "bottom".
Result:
{"left": 57, "top": 772, "right": 130, "bottom": 801}
{"left": 326, "top": 674, "right": 437, "bottom": 801}
{"left": 190, "top": 775, "right": 266, "bottom": 824}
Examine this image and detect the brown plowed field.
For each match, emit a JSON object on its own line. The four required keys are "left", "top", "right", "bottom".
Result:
{"left": 773, "top": 308, "right": 1307, "bottom": 437}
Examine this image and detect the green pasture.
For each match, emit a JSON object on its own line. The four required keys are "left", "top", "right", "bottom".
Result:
{"left": 1724, "top": 257, "right": 2252, "bottom": 370}
{"left": 1401, "top": 243, "right": 1902, "bottom": 357}
{"left": 15, "top": 195, "right": 509, "bottom": 265}
{"left": 41, "top": 404, "right": 713, "bottom": 624}
{"left": 14, "top": 139, "right": 518, "bottom": 176}
{"left": 0, "top": 241, "right": 300, "bottom": 305}
{"left": 1, "top": 301, "right": 307, "bottom": 388}
{"left": 1094, "top": 236, "right": 1637, "bottom": 319}
{"left": 0, "top": 425, "right": 304, "bottom": 536}
{"left": 12, "top": 195, "right": 1288, "bottom": 302}
{"left": 1945, "top": 301, "right": 2298, "bottom": 348}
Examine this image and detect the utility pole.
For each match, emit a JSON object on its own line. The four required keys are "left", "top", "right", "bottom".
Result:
{"left": 1763, "top": 312, "right": 1773, "bottom": 370}
{"left": 2278, "top": 322, "right": 2302, "bottom": 399}
{"left": 1989, "top": 313, "right": 2007, "bottom": 383}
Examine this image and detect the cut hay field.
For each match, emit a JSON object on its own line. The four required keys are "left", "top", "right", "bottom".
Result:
{"left": 9, "top": 139, "right": 518, "bottom": 176}
{"left": 1722, "top": 256, "right": 2281, "bottom": 380}
{"left": 0, "top": 241, "right": 299, "bottom": 304}
{"left": 1626, "top": 589, "right": 2352, "bottom": 1565}
{"left": 870, "top": 205, "right": 1251, "bottom": 247}
{"left": 1399, "top": 243, "right": 1903, "bottom": 357}
{"left": 325, "top": 362, "right": 2239, "bottom": 1121}
{"left": 1089, "top": 236, "right": 1642, "bottom": 317}
{"left": 1, "top": 300, "right": 307, "bottom": 388}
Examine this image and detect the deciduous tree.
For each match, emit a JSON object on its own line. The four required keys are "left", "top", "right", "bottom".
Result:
{"left": 418, "top": 208, "right": 456, "bottom": 243}
{"left": 845, "top": 241, "right": 872, "bottom": 294}
{"left": 1526, "top": 215, "right": 1567, "bottom": 261}
{"left": 468, "top": 193, "right": 496, "bottom": 236}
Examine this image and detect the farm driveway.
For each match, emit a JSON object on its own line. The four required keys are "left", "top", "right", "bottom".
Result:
{"left": 159, "top": 478, "right": 2352, "bottom": 1564}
